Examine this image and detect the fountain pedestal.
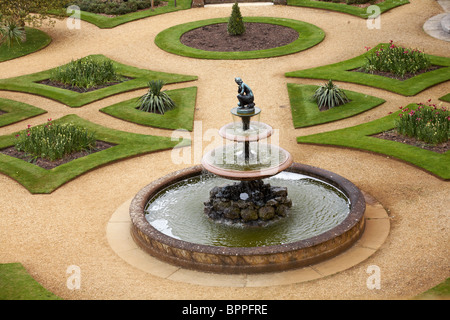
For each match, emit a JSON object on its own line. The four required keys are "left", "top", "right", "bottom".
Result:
{"left": 201, "top": 104, "right": 294, "bottom": 224}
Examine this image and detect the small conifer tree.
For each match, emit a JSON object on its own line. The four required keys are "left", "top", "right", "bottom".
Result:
{"left": 227, "top": 2, "right": 245, "bottom": 36}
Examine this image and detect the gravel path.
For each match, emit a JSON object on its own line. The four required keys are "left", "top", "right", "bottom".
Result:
{"left": 0, "top": 0, "right": 448, "bottom": 300}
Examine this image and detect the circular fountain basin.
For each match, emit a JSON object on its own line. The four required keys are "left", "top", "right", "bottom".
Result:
{"left": 201, "top": 144, "right": 293, "bottom": 181}
{"left": 130, "top": 163, "right": 366, "bottom": 274}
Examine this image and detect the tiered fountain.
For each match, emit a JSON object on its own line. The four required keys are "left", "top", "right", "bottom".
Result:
{"left": 130, "top": 79, "right": 366, "bottom": 274}
{"left": 202, "top": 77, "right": 293, "bottom": 225}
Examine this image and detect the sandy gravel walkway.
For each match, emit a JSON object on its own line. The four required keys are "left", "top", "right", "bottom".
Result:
{"left": 0, "top": 0, "right": 448, "bottom": 300}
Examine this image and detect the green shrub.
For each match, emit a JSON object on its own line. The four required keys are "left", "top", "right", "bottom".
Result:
{"left": 137, "top": 80, "right": 176, "bottom": 114}
{"left": 362, "top": 41, "right": 432, "bottom": 78}
{"left": 312, "top": 80, "right": 350, "bottom": 110}
{"left": 0, "top": 19, "right": 26, "bottom": 48}
{"left": 50, "top": 56, "right": 122, "bottom": 90}
{"left": 67, "top": 0, "right": 159, "bottom": 15}
{"left": 14, "top": 120, "right": 97, "bottom": 161}
{"left": 227, "top": 2, "right": 245, "bottom": 36}
{"left": 395, "top": 100, "right": 449, "bottom": 145}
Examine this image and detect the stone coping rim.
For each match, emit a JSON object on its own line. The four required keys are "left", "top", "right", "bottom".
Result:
{"left": 129, "top": 163, "right": 366, "bottom": 256}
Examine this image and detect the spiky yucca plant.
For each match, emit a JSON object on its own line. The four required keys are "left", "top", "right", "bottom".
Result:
{"left": 313, "top": 80, "right": 350, "bottom": 110}
{"left": 0, "top": 19, "right": 26, "bottom": 48}
{"left": 137, "top": 80, "right": 176, "bottom": 114}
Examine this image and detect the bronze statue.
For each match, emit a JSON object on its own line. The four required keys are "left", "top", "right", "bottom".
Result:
{"left": 235, "top": 77, "right": 255, "bottom": 112}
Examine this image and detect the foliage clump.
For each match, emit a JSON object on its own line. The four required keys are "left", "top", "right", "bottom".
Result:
{"left": 67, "top": 0, "right": 160, "bottom": 16}
{"left": 395, "top": 100, "right": 449, "bottom": 145}
{"left": 227, "top": 2, "right": 245, "bottom": 36}
{"left": 50, "top": 56, "right": 123, "bottom": 90}
{"left": 312, "top": 79, "right": 350, "bottom": 110}
{"left": 362, "top": 41, "right": 432, "bottom": 78}
{"left": 14, "top": 119, "right": 97, "bottom": 161}
{"left": 0, "top": 16, "right": 25, "bottom": 48}
{"left": 137, "top": 80, "right": 176, "bottom": 114}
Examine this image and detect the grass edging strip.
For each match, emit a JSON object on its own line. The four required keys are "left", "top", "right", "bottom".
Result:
{"left": 0, "top": 263, "right": 61, "bottom": 300}
{"left": 100, "top": 86, "right": 197, "bottom": 131}
{"left": 0, "top": 114, "right": 190, "bottom": 193}
{"left": 287, "top": 0, "right": 410, "bottom": 19}
{"left": 0, "top": 98, "right": 47, "bottom": 128}
{"left": 0, "top": 54, "right": 197, "bottom": 108}
{"left": 155, "top": 17, "right": 325, "bottom": 60}
{"left": 296, "top": 105, "right": 449, "bottom": 180}
{"left": 439, "top": 93, "right": 450, "bottom": 103}
{"left": 286, "top": 44, "right": 450, "bottom": 96}
{"left": 0, "top": 28, "right": 52, "bottom": 62}
{"left": 288, "top": 83, "right": 385, "bottom": 128}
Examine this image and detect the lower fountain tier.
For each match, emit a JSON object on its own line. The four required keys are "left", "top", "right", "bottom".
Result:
{"left": 129, "top": 163, "right": 366, "bottom": 274}
{"left": 201, "top": 144, "right": 293, "bottom": 181}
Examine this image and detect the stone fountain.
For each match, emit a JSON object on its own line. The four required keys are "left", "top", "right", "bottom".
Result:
{"left": 202, "top": 77, "right": 293, "bottom": 225}
{"left": 129, "top": 79, "right": 366, "bottom": 274}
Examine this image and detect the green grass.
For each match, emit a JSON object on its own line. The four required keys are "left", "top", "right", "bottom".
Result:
{"left": 155, "top": 17, "right": 325, "bottom": 60}
{"left": 0, "top": 98, "right": 47, "bottom": 127}
{"left": 440, "top": 93, "right": 450, "bottom": 103}
{"left": 0, "top": 27, "right": 52, "bottom": 62}
{"left": 100, "top": 86, "right": 197, "bottom": 131}
{"left": 0, "top": 114, "right": 190, "bottom": 193}
{"left": 68, "top": 0, "right": 192, "bottom": 29}
{"left": 415, "top": 278, "right": 450, "bottom": 300}
{"left": 297, "top": 104, "right": 450, "bottom": 180}
{"left": 0, "top": 54, "right": 197, "bottom": 108}
{"left": 288, "top": 83, "right": 385, "bottom": 128}
{"left": 0, "top": 263, "right": 62, "bottom": 300}
{"left": 286, "top": 44, "right": 450, "bottom": 96}
{"left": 287, "top": 0, "right": 410, "bottom": 18}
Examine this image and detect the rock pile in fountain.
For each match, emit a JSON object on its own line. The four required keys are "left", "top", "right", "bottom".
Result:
{"left": 204, "top": 180, "right": 292, "bottom": 224}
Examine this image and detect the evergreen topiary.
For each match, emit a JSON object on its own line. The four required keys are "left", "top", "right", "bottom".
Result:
{"left": 227, "top": 2, "right": 245, "bottom": 36}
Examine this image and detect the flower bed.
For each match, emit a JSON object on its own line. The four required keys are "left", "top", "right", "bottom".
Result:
{"left": 360, "top": 41, "right": 433, "bottom": 79}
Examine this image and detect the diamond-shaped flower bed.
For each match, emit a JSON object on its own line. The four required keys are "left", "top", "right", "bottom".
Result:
{"left": 100, "top": 86, "right": 197, "bottom": 131}
{"left": 287, "top": 0, "right": 410, "bottom": 19}
{"left": 297, "top": 105, "right": 449, "bottom": 180}
{"left": 288, "top": 83, "right": 385, "bottom": 128}
{"left": 72, "top": 0, "right": 192, "bottom": 29}
{"left": 0, "top": 55, "right": 197, "bottom": 107}
{"left": 0, "top": 114, "right": 190, "bottom": 193}
{"left": 0, "top": 98, "right": 47, "bottom": 127}
{"left": 286, "top": 44, "right": 450, "bottom": 96}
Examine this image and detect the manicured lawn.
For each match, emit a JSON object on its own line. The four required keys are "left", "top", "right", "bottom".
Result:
{"left": 155, "top": 17, "right": 325, "bottom": 60}
{"left": 287, "top": 0, "right": 410, "bottom": 18}
{"left": 0, "top": 114, "right": 190, "bottom": 193}
{"left": 296, "top": 104, "right": 449, "bottom": 180}
{"left": 100, "top": 86, "right": 197, "bottom": 131}
{"left": 70, "top": 0, "right": 192, "bottom": 29}
{"left": 288, "top": 83, "right": 385, "bottom": 128}
{"left": 415, "top": 278, "right": 450, "bottom": 299}
{"left": 0, "top": 54, "right": 197, "bottom": 108}
{"left": 0, "top": 98, "right": 47, "bottom": 127}
{"left": 0, "top": 28, "right": 52, "bottom": 62}
{"left": 286, "top": 44, "right": 450, "bottom": 96}
{"left": 440, "top": 93, "right": 450, "bottom": 103}
{"left": 0, "top": 263, "right": 62, "bottom": 300}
